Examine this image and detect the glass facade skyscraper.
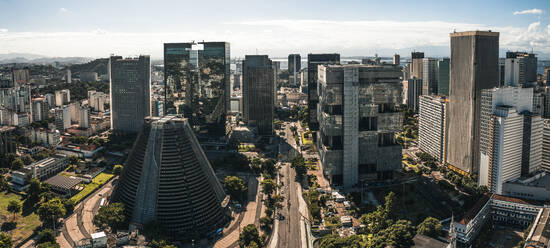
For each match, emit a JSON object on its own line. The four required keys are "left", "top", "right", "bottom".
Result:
{"left": 164, "top": 42, "right": 230, "bottom": 137}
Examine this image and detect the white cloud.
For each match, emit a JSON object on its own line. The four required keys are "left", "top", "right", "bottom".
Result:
{"left": 0, "top": 29, "right": 7, "bottom": 33}
{"left": 513, "top": 9, "right": 543, "bottom": 15}
{"left": 59, "top": 8, "right": 69, "bottom": 13}
{"left": 0, "top": 19, "right": 549, "bottom": 58}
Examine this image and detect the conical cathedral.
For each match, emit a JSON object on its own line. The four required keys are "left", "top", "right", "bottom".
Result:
{"left": 114, "top": 115, "right": 229, "bottom": 236}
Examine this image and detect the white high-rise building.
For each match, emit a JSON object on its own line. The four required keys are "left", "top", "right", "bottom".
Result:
{"left": 69, "top": 102, "right": 80, "bottom": 123}
{"left": 88, "top": 90, "right": 107, "bottom": 112}
{"left": 478, "top": 87, "right": 542, "bottom": 193}
{"left": 542, "top": 120, "right": 550, "bottom": 173}
{"left": 79, "top": 106, "right": 90, "bottom": 129}
{"left": 418, "top": 95, "right": 448, "bottom": 162}
{"left": 54, "top": 105, "right": 71, "bottom": 131}
{"left": 393, "top": 54, "right": 400, "bottom": 65}
{"left": 31, "top": 98, "right": 49, "bottom": 122}
{"left": 55, "top": 89, "right": 70, "bottom": 107}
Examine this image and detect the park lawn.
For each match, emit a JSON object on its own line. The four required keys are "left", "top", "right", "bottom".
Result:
{"left": 70, "top": 172, "right": 114, "bottom": 203}
{"left": 0, "top": 192, "right": 41, "bottom": 246}
{"left": 238, "top": 144, "right": 255, "bottom": 152}
{"left": 403, "top": 160, "right": 420, "bottom": 173}
{"left": 301, "top": 132, "right": 313, "bottom": 145}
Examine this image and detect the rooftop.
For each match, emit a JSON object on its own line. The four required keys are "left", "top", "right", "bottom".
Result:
{"left": 459, "top": 194, "right": 491, "bottom": 225}
{"left": 44, "top": 175, "right": 82, "bottom": 190}
{"left": 526, "top": 208, "right": 550, "bottom": 247}
{"left": 450, "top": 30, "right": 499, "bottom": 37}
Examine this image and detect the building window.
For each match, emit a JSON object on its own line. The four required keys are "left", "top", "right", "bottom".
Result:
{"left": 359, "top": 117, "right": 377, "bottom": 131}
{"left": 378, "top": 133, "right": 396, "bottom": 146}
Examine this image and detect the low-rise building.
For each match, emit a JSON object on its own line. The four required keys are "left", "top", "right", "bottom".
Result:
{"left": 11, "top": 154, "right": 69, "bottom": 188}
{"left": 525, "top": 208, "right": 550, "bottom": 248}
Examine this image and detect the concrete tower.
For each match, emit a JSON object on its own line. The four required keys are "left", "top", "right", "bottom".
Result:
{"left": 446, "top": 31, "right": 499, "bottom": 175}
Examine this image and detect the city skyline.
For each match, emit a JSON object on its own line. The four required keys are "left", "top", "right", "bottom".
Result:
{"left": 0, "top": 0, "right": 549, "bottom": 58}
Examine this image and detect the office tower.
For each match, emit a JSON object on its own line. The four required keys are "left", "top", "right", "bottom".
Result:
{"left": 0, "top": 126, "right": 16, "bottom": 156}
{"left": 80, "top": 71, "right": 99, "bottom": 82}
{"left": 533, "top": 91, "right": 545, "bottom": 116}
{"left": 406, "top": 77, "right": 422, "bottom": 112}
{"left": 114, "top": 116, "right": 228, "bottom": 236}
{"left": 446, "top": 31, "right": 499, "bottom": 175}
{"left": 410, "top": 52, "right": 424, "bottom": 79}
{"left": 45, "top": 93, "right": 55, "bottom": 108}
{"left": 419, "top": 95, "right": 448, "bottom": 162}
{"left": 543, "top": 87, "right": 550, "bottom": 119}
{"left": 317, "top": 64, "right": 402, "bottom": 187}
{"left": 242, "top": 55, "right": 274, "bottom": 135}
{"left": 88, "top": 91, "right": 107, "bottom": 112}
{"left": 12, "top": 69, "right": 29, "bottom": 86}
{"left": 109, "top": 55, "right": 151, "bottom": 133}
{"left": 542, "top": 120, "right": 550, "bottom": 173}
{"left": 65, "top": 68, "right": 71, "bottom": 84}
{"left": 483, "top": 106, "right": 524, "bottom": 194}
{"left": 164, "top": 42, "right": 230, "bottom": 137}
{"left": 437, "top": 58, "right": 450, "bottom": 96}
{"left": 79, "top": 106, "right": 90, "bottom": 129}
{"left": 504, "top": 52, "right": 537, "bottom": 86}
{"left": 478, "top": 87, "right": 541, "bottom": 191}
{"left": 393, "top": 54, "right": 400, "bottom": 65}
{"left": 300, "top": 68, "right": 308, "bottom": 94}
{"left": 55, "top": 90, "right": 70, "bottom": 107}
{"left": 151, "top": 99, "right": 164, "bottom": 117}
{"left": 498, "top": 58, "right": 506, "bottom": 86}
{"left": 54, "top": 105, "right": 71, "bottom": 131}
{"left": 288, "top": 54, "right": 301, "bottom": 87}
{"left": 403, "top": 63, "right": 411, "bottom": 80}
{"left": 69, "top": 102, "right": 80, "bottom": 123}
{"left": 273, "top": 61, "right": 280, "bottom": 105}
{"left": 307, "top": 54, "right": 340, "bottom": 131}
{"left": 31, "top": 98, "right": 49, "bottom": 122}
{"left": 422, "top": 58, "right": 438, "bottom": 95}
{"left": 544, "top": 67, "right": 550, "bottom": 85}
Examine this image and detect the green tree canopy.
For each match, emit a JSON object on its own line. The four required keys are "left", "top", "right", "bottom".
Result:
{"left": 113, "top": 164, "right": 123, "bottom": 175}
{"left": 11, "top": 159, "right": 24, "bottom": 170}
{"left": 37, "top": 199, "right": 66, "bottom": 228}
{"left": 93, "top": 202, "right": 126, "bottom": 233}
{"left": 224, "top": 176, "right": 247, "bottom": 201}
{"left": 36, "top": 229, "right": 57, "bottom": 245}
{"left": 0, "top": 232, "right": 12, "bottom": 248}
{"left": 7, "top": 200, "right": 21, "bottom": 221}
{"left": 238, "top": 224, "right": 261, "bottom": 248}
{"left": 417, "top": 216, "right": 442, "bottom": 238}
{"left": 260, "top": 179, "right": 277, "bottom": 197}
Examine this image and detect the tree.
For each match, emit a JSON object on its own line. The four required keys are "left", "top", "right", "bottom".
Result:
{"left": 26, "top": 178, "right": 44, "bottom": 204}
{"left": 36, "top": 229, "right": 57, "bottom": 245}
{"left": 7, "top": 200, "right": 21, "bottom": 221}
{"left": 417, "top": 217, "right": 442, "bottom": 238}
{"left": 37, "top": 199, "right": 66, "bottom": 228}
{"left": 291, "top": 155, "right": 307, "bottom": 180}
{"left": 21, "top": 155, "right": 34, "bottom": 165}
{"left": 247, "top": 241, "right": 259, "bottom": 248}
{"left": 93, "top": 203, "right": 125, "bottom": 232}
{"left": 371, "top": 220, "right": 416, "bottom": 248}
{"left": 36, "top": 242, "right": 60, "bottom": 248}
{"left": 0, "top": 232, "right": 12, "bottom": 248}
{"left": 259, "top": 216, "right": 273, "bottom": 232}
{"left": 383, "top": 191, "right": 397, "bottom": 220}
{"left": 62, "top": 199, "right": 75, "bottom": 214}
{"left": 11, "top": 159, "right": 24, "bottom": 170}
{"left": 260, "top": 179, "right": 277, "bottom": 197}
{"left": 0, "top": 175, "right": 9, "bottom": 191}
{"left": 150, "top": 239, "right": 176, "bottom": 248}
{"left": 224, "top": 176, "right": 247, "bottom": 201}
{"left": 113, "top": 164, "right": 123, "bottom": 175}
{"left": 319, "top": 234, "right": 363, "bottom": 248}
{"left": 238, "top": 224, "right": 261, "bottom": 248}
{"left": 261, "top": 159, "right": 276, "bottom": 177}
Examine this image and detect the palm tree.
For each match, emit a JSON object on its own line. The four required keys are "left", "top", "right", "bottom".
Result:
{"left": 7, "top": 200, "right": 21, "bottom": 222}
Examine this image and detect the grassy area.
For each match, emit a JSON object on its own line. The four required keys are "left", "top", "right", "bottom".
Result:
{"left": 0, "top": 192, "right": 41, "bottom": 246}
{"left": 238, "top": 144, "right": 255, "bottom": 152}
{"left": 302, "top": 132, "right": 313, "bottom": 146}
{"left": 70, "top": 172, "right": 114, "bottom": 203}
{"left": 306, "top": 161, "right": 318, "bottom": 170}
{"left": 403, "top": 160, "right": 420, "bottom": 173}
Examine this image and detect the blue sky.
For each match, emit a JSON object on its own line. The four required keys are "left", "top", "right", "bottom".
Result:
{"left": 0, "top": 0, "right": 548, "bottom": 58}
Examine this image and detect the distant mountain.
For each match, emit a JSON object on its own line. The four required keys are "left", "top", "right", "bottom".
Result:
{"left": 0, "top": 53, "right": 93, "bottom": 65}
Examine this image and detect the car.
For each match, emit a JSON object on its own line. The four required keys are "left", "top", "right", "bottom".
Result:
{"left": 278, "top": 214, "right": 285, "bottom": 220}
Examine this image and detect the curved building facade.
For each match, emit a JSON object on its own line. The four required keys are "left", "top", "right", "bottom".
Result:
{"left": 114, "top": 115, "right": 228, "bottom": 236}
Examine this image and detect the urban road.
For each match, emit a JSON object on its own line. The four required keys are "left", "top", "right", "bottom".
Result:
{"left": 270, "top": 121, "right": 309, "bottom": 248}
